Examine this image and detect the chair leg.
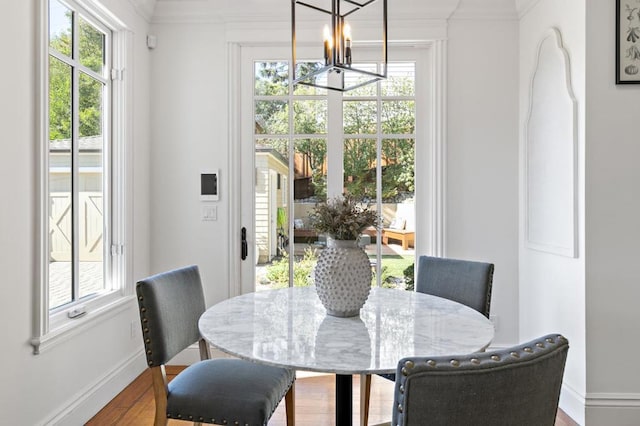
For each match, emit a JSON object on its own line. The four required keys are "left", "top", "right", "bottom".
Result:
{"left": 360, "top": 374, "right": 372, "bottom": 426}
{"left": 285, "top": 381, "right": 295, "bottom": 426}
{"left": 151, "top": 366, "right": 168, "bottom": 426}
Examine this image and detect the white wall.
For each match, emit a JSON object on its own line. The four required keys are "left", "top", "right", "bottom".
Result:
{"left": 148, "top": 21, "right": 231, "bottom": 306}
{"left": 584, "top": 0, "right": 640, "bottom": 424}
{"left": 148, "top": 1, "right": 521, "bottom": 347}
{"left": 0, "top": 0, "right": 151, "bottom": 423}
{"left": 447, "top": 13, "right": 520, "bottom": 347}
{"left": 518, "top": 0, "right": 587, "bottom": 423}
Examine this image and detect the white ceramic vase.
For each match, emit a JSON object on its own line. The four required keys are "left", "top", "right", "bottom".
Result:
{"left": 314, "top": 238, "right": 372, "bottom": 317}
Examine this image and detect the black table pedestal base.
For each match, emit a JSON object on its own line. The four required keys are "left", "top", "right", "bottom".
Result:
{"left": 336, "top": 374, "right": 353, "bottom": 426}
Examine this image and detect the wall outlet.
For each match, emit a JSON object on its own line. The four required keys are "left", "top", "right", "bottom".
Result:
{"left": 490, "top": 315, "right": 499, "bottom": 331}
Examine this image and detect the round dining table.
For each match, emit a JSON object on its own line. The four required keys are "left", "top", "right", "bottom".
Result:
{"left": 199, "top": 286, "right": 494, "bottom": 426}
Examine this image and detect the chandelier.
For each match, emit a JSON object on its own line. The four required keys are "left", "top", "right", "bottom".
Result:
{"left": 291, "top": 0, "right": 388, "bottom": 92}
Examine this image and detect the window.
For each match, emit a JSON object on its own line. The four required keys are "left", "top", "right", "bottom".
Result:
{"left": 33, "top": 0, "right": 130, "bottom": 353}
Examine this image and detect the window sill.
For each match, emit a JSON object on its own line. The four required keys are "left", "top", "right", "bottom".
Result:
{"left": 31, "top": 294, "right": 135, "bottom": 355}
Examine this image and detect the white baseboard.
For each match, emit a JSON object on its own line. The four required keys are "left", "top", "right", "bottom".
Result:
{"left": 585, "top": 393, "right": 640, "bottom": 426}
{"left": 560, "top": 383, "right": 585, "bottom": 425}
{"left": 559, "top": 384, "right": 640, "bottom": 426}
{"left": 44, "top": 349, "right": 147, "bottom": 426}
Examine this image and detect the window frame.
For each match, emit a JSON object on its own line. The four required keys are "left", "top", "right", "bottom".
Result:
{"left": 32, "top": 0, "right": 133, "bottom": 355}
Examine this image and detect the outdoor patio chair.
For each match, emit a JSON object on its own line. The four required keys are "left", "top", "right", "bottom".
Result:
{"left": 391, "top": 333, "right": 569, "bottom": 426}
{"left": 361, "top": 255, "right": 495, "bottom": 426}
{"left": 136, "top": 265, "right": 295, "bottom": 425}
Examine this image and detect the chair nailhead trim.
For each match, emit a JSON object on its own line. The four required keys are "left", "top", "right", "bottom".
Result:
{"left": 510, "top": 351, "right": 519, "bottom": 358}
{"left": 426, "top": 360, "right": 436, "bottom": 367}
{"left": 491, "top": 355, "right": 500, "bottom": 361}
{"left": 450, "top": 359, "right": 460, "bottom": 367}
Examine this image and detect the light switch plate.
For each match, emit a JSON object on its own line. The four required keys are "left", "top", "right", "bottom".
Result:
{"left": 201, "top": 205, "right": 217, "bottom": 221}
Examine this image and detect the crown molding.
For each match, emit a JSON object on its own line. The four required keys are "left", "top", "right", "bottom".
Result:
{"left": 151, "top": 0, "right": 468, "bottom": 24}
{"left": 515, "top": 0, "right": 542, "bottom": 18}
{"left": 127, "top": 0, "right": 156, "bottom": 21}
{"left": 151, "top": 0, "right": 520, "bottom": 25}
{"left": 450, "top": 0, "right": 518, "bottom": 20}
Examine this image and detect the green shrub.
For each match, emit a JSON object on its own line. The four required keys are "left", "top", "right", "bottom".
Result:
{"left": 403, "top": 263, "right": 415, "bottom": 291}
{"left": 265, "top": 249, "right": 318, "bottom": 288}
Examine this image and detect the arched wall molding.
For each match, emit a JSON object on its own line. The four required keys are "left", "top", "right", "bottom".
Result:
{"left": 524, "top": 27, "right": 578, "bottom": 258}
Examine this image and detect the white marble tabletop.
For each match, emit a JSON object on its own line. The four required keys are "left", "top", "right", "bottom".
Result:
{"left": 198, "top": 286, "right": 494, "bottom": 375}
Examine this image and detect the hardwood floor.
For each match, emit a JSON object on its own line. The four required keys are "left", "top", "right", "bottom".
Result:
{"left": 88, "top": 367, "right": 579, "bottom": 425}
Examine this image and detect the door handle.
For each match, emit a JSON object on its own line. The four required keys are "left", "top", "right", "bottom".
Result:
{"left": 241, "top": 227, "right": 248, "bottom": 261}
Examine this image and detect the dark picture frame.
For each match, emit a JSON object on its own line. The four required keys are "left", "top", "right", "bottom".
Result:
{"left": 617, "top": 0, "right": 640, "bottom": 84}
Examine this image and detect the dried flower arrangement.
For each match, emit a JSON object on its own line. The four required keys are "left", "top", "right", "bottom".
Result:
{"left": 308, "top": 195, "right": 380, "bottom": 241}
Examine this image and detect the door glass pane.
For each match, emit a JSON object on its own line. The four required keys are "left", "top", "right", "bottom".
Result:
{"left": 294, "top": 100, "right": 327, "bottom": 134}
{"left": 343, "top": 100, "right": 377, "bottom": 134}
{"left": 293, "top": 61, "right": 328, "bottom": 95}
{"left": 382, "top": 138, "right": 415, "bottom": 201}
{"left": 49, "top": 0, "right": 72, "bottom": 57}
{"left": 79, "top": 16, "right": 105, "bottom": 74}
{"left": 255, "top": 101, "right": 288, "bottom": 134}
{"left": 255, "top": 138, "right": 291, "bottom": 290}
{"left": 78, "top": 73, "right": 104, "bottom": 298}
{"left": 49, "top": 56, "right": 73, "bottom": 309}
{"left": 291, "top": 138, "right": 326, "bottom": 287}
{"left": 382, "top": 101, "right": 415, "bottom": 134}
{"left": 255, "top": 62, "right": 289, "bottom": 96}
{"left": 343, "top": 138, "right": 376, "bottom": 200}
{"left": 381, "top": 62, "right": 415, "bottom": 96}
{"left": 379, "top": 138, "right": 415, "bottom": 289}
{"left": 343, "top": 63, "right": 378, "bottom": 97}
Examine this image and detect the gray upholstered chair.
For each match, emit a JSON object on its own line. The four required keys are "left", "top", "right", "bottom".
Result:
{"left": 415, "top": 255, "right": 494, "bottom": 318}
{"left": 136, "top": 265, "right": 295, "bottom": 426}
{"left": 361, "top": 255, "right": 495, "bottom": 426}
{"left": 392, "top": 333, "right": 569, "bottom": 426}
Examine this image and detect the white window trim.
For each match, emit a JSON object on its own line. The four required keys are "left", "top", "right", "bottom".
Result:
{"left": 32, "top": 0, "right": 134, "bottom": 355}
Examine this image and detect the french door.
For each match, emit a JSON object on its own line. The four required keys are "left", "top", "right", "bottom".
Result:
{"left": 239, "top": 45, "right": 424, "bottom": 294}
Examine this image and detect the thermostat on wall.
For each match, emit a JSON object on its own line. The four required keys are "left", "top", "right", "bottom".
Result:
{"left": 201, "top": 170, "right": 219, "bottom": 201}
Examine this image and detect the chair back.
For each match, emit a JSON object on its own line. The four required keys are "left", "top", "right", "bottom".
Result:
{"left": 416, "top": 256, "right": 494, "bottom": 318}
{"left": 136, "top": 265, "right": 206, "bottom": 367}
{"left": 393, "top": 334, "right": 569, "bottom": 426}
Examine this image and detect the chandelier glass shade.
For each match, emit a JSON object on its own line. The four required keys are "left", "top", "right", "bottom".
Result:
{"left": 291, "top": 0, "right": 388, "bottom": 92}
